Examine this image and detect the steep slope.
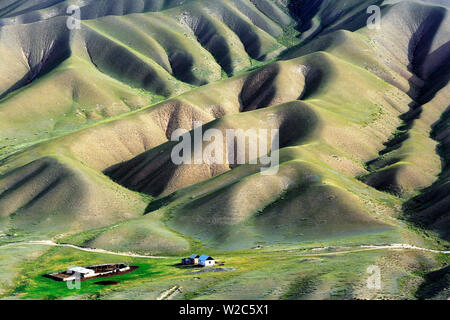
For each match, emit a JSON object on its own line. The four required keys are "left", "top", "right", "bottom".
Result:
{"left": 0, "top": 0, "right": 291, "bottom": 157}
{"left": 105, "top": 52, "right": 408, "bottom": 196}
{"left": 102, "top": 49, "right": 409, "bottom": 248}
{"left": 403, "top": 107, "right": 450, "bottom": 240}
{"left": 0, "top": 155, "right": 148, "bottom": 238}
{"left": 0, "top": 0, "right": 187, "bottom": 25}
{"left": 100, "top": 0, "right": 450, "bottom": 249}
{"left": 286, "top": 0, "right": 385, "bottom": 42}
{"left": 0, "top": 0, "right": 448, "bottom": 253}
{"left": 355, "top": 1, "right": 450, "bottom": 198}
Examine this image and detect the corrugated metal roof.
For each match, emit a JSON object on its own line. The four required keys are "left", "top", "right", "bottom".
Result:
{"left": 189, "top": 254, "right": 199, "bottom": 259}
{"left": 67, "top": 267, "right": 94, "bottom": 274}
{"left": 199, "top": 254, "right": 214, "bottom": 261}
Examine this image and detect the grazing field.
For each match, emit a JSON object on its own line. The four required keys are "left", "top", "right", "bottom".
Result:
{"left": 1, "top": 240, "right": 448, "bottom": 300}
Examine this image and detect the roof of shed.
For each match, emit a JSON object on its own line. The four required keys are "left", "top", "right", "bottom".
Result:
{"left": 199, "top": 255, "right": 214, "bottom": 261}
{"left": 67, "top": 267, "right": 94, "bottom": 274}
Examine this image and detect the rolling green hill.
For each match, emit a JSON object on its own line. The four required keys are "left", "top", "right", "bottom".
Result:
{"left": 0, "top": 0, "right": 449, "bottom": 300}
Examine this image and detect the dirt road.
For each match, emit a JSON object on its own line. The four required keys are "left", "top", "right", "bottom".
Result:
{"left": 1, "top": 241, "right": 448, "bottom": 259}
{"left": 0, "top": 240, "right": 168, "bottom": 259}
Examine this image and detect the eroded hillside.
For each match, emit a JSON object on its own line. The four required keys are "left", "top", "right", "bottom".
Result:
{"left": 0, "top": 0, "right": 449, "bottom": 300}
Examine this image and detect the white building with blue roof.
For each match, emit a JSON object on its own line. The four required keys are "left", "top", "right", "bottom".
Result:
{"left": 198, "top": 255, "right": 215, "bottom": 267}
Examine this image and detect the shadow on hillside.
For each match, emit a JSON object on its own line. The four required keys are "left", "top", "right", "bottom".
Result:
{"left": 283, "top": 0, "right": 385, "bottom": 55}
{"left": 400, "top": 7, "right": 450, "bottom": 238}
{"left": 402, "top": 108, "right": 450, "bottom": 241}
{"left": 362, "top": 9, "right": 450, "bottom": 197}
{"left": 0, "top": 35, "right": 71, "bottom": 100}
{"left": 288, "top": 0, "right": 324, "bottom": 33}
{"left": 415, "top": 265, "right": 450, "bottom": 299}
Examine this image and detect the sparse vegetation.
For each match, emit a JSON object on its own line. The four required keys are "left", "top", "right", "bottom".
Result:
{"left": 0, "top": 0, "right": 449, "bottom": 300}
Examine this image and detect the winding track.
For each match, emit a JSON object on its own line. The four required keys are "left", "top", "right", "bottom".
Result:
{"left": 0, "top": 240, "right": 168, "bottom": 259}
{"left": 0, "top": 240, "right": 448, "bottom": 258}
{"left": 299, "top": 244, "right": 450, "bottom": 256}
